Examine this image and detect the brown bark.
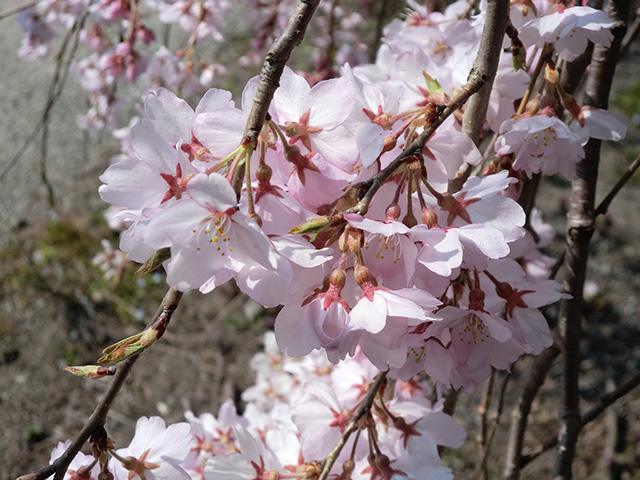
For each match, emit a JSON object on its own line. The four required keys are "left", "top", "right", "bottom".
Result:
{"left": 554, "top": 2, "right": 629, "bottom": 478}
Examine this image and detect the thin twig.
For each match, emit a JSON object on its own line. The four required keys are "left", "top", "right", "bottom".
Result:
{"left": 26, "top": 288, "right": 184, "bottom": 480}
{"left": 39, "top": 16, "right": 84, "bottom": 208}
{"left": 369, "top": 0, "right": 396, "bottom": 62}
{"left": 458, "top": 0, "right": 480, "bottom": 19}
{"left": 479, "top": 371, "right": 511, "bottom": 478}
{"left": 594, "top": 152, "right": 640, "bottom": 216}
{"left": 318, "top": 371, "right": 388, "bottom": 480}
{"left": 347, "top": 69, "right": 487, "bottom": 216}
{"left": 520, "top": 368, "right": 640, "bottom": 468}
{"left": 620, "top": 8, "right": 640, "bottom": 56}
{"left": 477, "top": 369, "right": 495, "bottom": 480}
{"left": 504, "top": 339, "right": 561, "bottom": 479}
{"left": 0, "top": 0, "right": 37, "bottom": 20}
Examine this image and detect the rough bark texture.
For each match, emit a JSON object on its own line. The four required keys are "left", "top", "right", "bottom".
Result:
{"left": 554, "top": 2, "right": 629, "bottom": 479}
{"left": 461, "top": 0, "right": 510, "bottom": 146}
{"left": 243, "top": 0, "right": 321, "bottom": 148}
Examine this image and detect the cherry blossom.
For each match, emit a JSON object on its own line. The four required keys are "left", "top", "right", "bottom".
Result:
{"left": 36, "top": 0, "right": 632, "bottom": 476}
{"left": 519, "top": 6, "right": 614, "bottom": 61}
{"left": 496, "top": 111, "right": 585, "bottom": 180}
{"left": 144, "top": 173, "right": 279, "bottom": 294}
{"left": 111, "top": 416, "right": 192, "bottom": 480}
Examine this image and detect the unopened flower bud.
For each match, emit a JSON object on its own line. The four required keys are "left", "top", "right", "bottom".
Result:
{"left": 354, "top": 264, "right": 376, "bottom": 287}
{"left": 385, "top": 203, "right": 401, "bottom": 222}
{"left": 329, "top": 268, "right": 346, "bottom": 289}
{"left": 339, "top": 228, "right": 363, "bottom": 253}
{"left": 255, "top": 164, "right": 272, "bottom": 183}
{"left": 525, "top": 96, "right": 541, "bottom": 116}
{"left": 421, "top": 207, "right": 438, "bottom": 228}
{"left": 382, "top": 135, "right": 396, "bottom": 153}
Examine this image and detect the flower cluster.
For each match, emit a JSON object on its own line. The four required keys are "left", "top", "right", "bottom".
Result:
{"left": 51, "top": 334, "right": 466, "bottom": 479}
{"left": 16, "top": 0, "right": 375, "bottom": 131}
{"left": 43, "top": 0, "right": 629, "bottom": 477}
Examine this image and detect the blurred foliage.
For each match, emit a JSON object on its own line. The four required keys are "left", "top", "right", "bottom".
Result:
{"left": 613, "top": 80, "right": 640, "bottom": 123}
{"left": 0, "top": 212, "right": 167, "bottom": 330}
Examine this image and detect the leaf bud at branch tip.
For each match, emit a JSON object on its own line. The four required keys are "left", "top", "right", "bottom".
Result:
{"left": 544, "top": 63, "right": 559, "bottom": 86}
{"left": 136, "top": 248, "right": 171, "bottom": 277}
{"left": 64, "top": 365, "right": 117, "bottom": 379}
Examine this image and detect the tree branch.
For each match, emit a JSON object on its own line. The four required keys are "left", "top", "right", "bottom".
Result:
{"left": 520, "top": 368, "right": 640, "bottom": 469}
{"left": 594, "top": 151, "right": 640, "bottom": 216}
{"left": 318, "top": 371, "right": 388, "bottom": 480}
{"left": 0, "top": 0, "right": 37, "bottom": 20}
{"left": 231, "top": 0, "right": 321, "bottom": 195}
{"left": 243, "top": 0, "right": 321, "bottom": 148}
{"left": 504, "top": 339, "right": 561, "bottom": 480}
{"left": 460, "top": 0, "right": 509, "bottom": 146}
{"left": 450, "top": 0, "right": 510, "bottom": 193}
{"left": 25, "top": 288, "right": 184, "bottom": 480}
{"left": 347, "top": 69, "right": 487, "bottom": 216}
{"left": 554, "top": 1, "right": 629, "bottom": 477}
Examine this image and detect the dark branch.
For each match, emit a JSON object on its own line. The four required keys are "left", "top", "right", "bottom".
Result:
{"left": 504, "top": 339, "right": 561, "bottom": 479}
{"left": 347, "top": 69, "right": 487, "bottom": 216}
{"left": 27, "top": 288, "right": 184, "bottom": 480}
{"left": 318, "top": 371, "right": 388, "bottom": 480}
{"left": 520, "top": 368, "right": 640, "bottom": 468}
{"left": 243, "top": 0, "right": 321, "bottom": 148}
{"left": 554, "top": 1, "right": 629, "bottom": 478}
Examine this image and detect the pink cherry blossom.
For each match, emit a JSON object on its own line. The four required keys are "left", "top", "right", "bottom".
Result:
{"left": 496, "top": 111, "right": 585, "bottom": 180}
{"left": 519, "top": 6, "right": 614, "bottom": 61}
{"left": 112, "top": 416, "right": 192, "bottom": 480}
{"left": 271, "top": 67, "right": 359, "bottom": 175}
{"left": 144, "top": 173, "right": 278, "bottom": 293}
